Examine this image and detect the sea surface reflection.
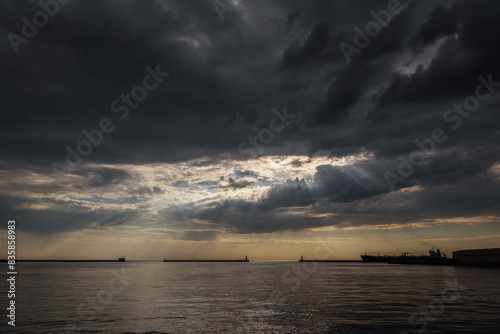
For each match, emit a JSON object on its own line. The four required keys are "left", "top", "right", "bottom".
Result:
{"left": 1, "top": 261, "right": 499, "bottom": 333}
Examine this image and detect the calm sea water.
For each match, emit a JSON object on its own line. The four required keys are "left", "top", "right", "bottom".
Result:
{"left": 1, "top": 261, "right": 499, "bottom": 333}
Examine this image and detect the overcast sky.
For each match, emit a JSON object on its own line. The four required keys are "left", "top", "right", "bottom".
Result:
{"left": 1, "top": 0, "right": 500, "bottom": 260}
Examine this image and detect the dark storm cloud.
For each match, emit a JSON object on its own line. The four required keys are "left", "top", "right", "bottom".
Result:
{"left": 196, "top": 180, "right": 218, "bottom": 187}
{"left": 1, "top": 0, "right": 500, "bottom": 235}
{"left": 281, "top": 21, "right": 345, "bottom": 69}
{"left": 263, "top": 177, "right": 314, "bottom": 209}
{"left": 84, "top": 168, "right": 131, "bottom": 187}
{"left": 175, "top": 230, "right": 219, "bottom": 242}
{"left": 2, "top": 206, "right": 140, "bottom": 233}
{"left": 219, "top": 177, "right": 254, "bottom": 190}
{"left": 313, "top": 163, "right": 390, "bottom": 202}
{"left": 313, "top": 60, "right": 381, "bottom": 123}
{"left": 408, "top": 4, "right": 458, "bottom": 49}
{"left": 1, "top": 0, "right": 491, "bottom": 166}
{"left": 128, "top": 186, "right": 165, "bottom": 196}
{"left": 191, "top": 158, "right": 500, "bottom": 233}
{"left": 377, "top": 1, "right": 500, "bottom": 108}
{"left": 193, "top": 197, "right": 327, "bottom": 234}
{"left": 0, "top": 0, "right": 279, "bottom": 167}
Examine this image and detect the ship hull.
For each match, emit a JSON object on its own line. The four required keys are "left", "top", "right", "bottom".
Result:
{"left": 360, "top": 255, "right": 391, "bottom": 263}
{"left": 387, "top": 256, "right": 453, "bottom": 266}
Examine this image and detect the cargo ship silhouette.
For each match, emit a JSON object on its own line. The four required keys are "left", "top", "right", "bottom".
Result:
{"left": 387, "top": 247, "right": 452, "bottom": 265}
{"left": 360, "top": 247, "right": 452, "bottom": 265}
{"left": 360, "top": 252, "right": 394, "bottom": 263}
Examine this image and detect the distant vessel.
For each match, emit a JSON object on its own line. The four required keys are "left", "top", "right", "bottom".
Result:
{"left": 360, "top": 252, "right": 393, "bottom": 263}
{"left": 387, "top": 247, "right": 453, "bottom": 266}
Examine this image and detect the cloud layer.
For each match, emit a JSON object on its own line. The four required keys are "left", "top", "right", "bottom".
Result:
{"left": 1, "top": 0, "right": 499, "bottom": 242}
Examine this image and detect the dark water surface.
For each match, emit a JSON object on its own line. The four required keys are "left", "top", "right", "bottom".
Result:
{"left": 1, "top": 261, "right": 499, "bottom": 333}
